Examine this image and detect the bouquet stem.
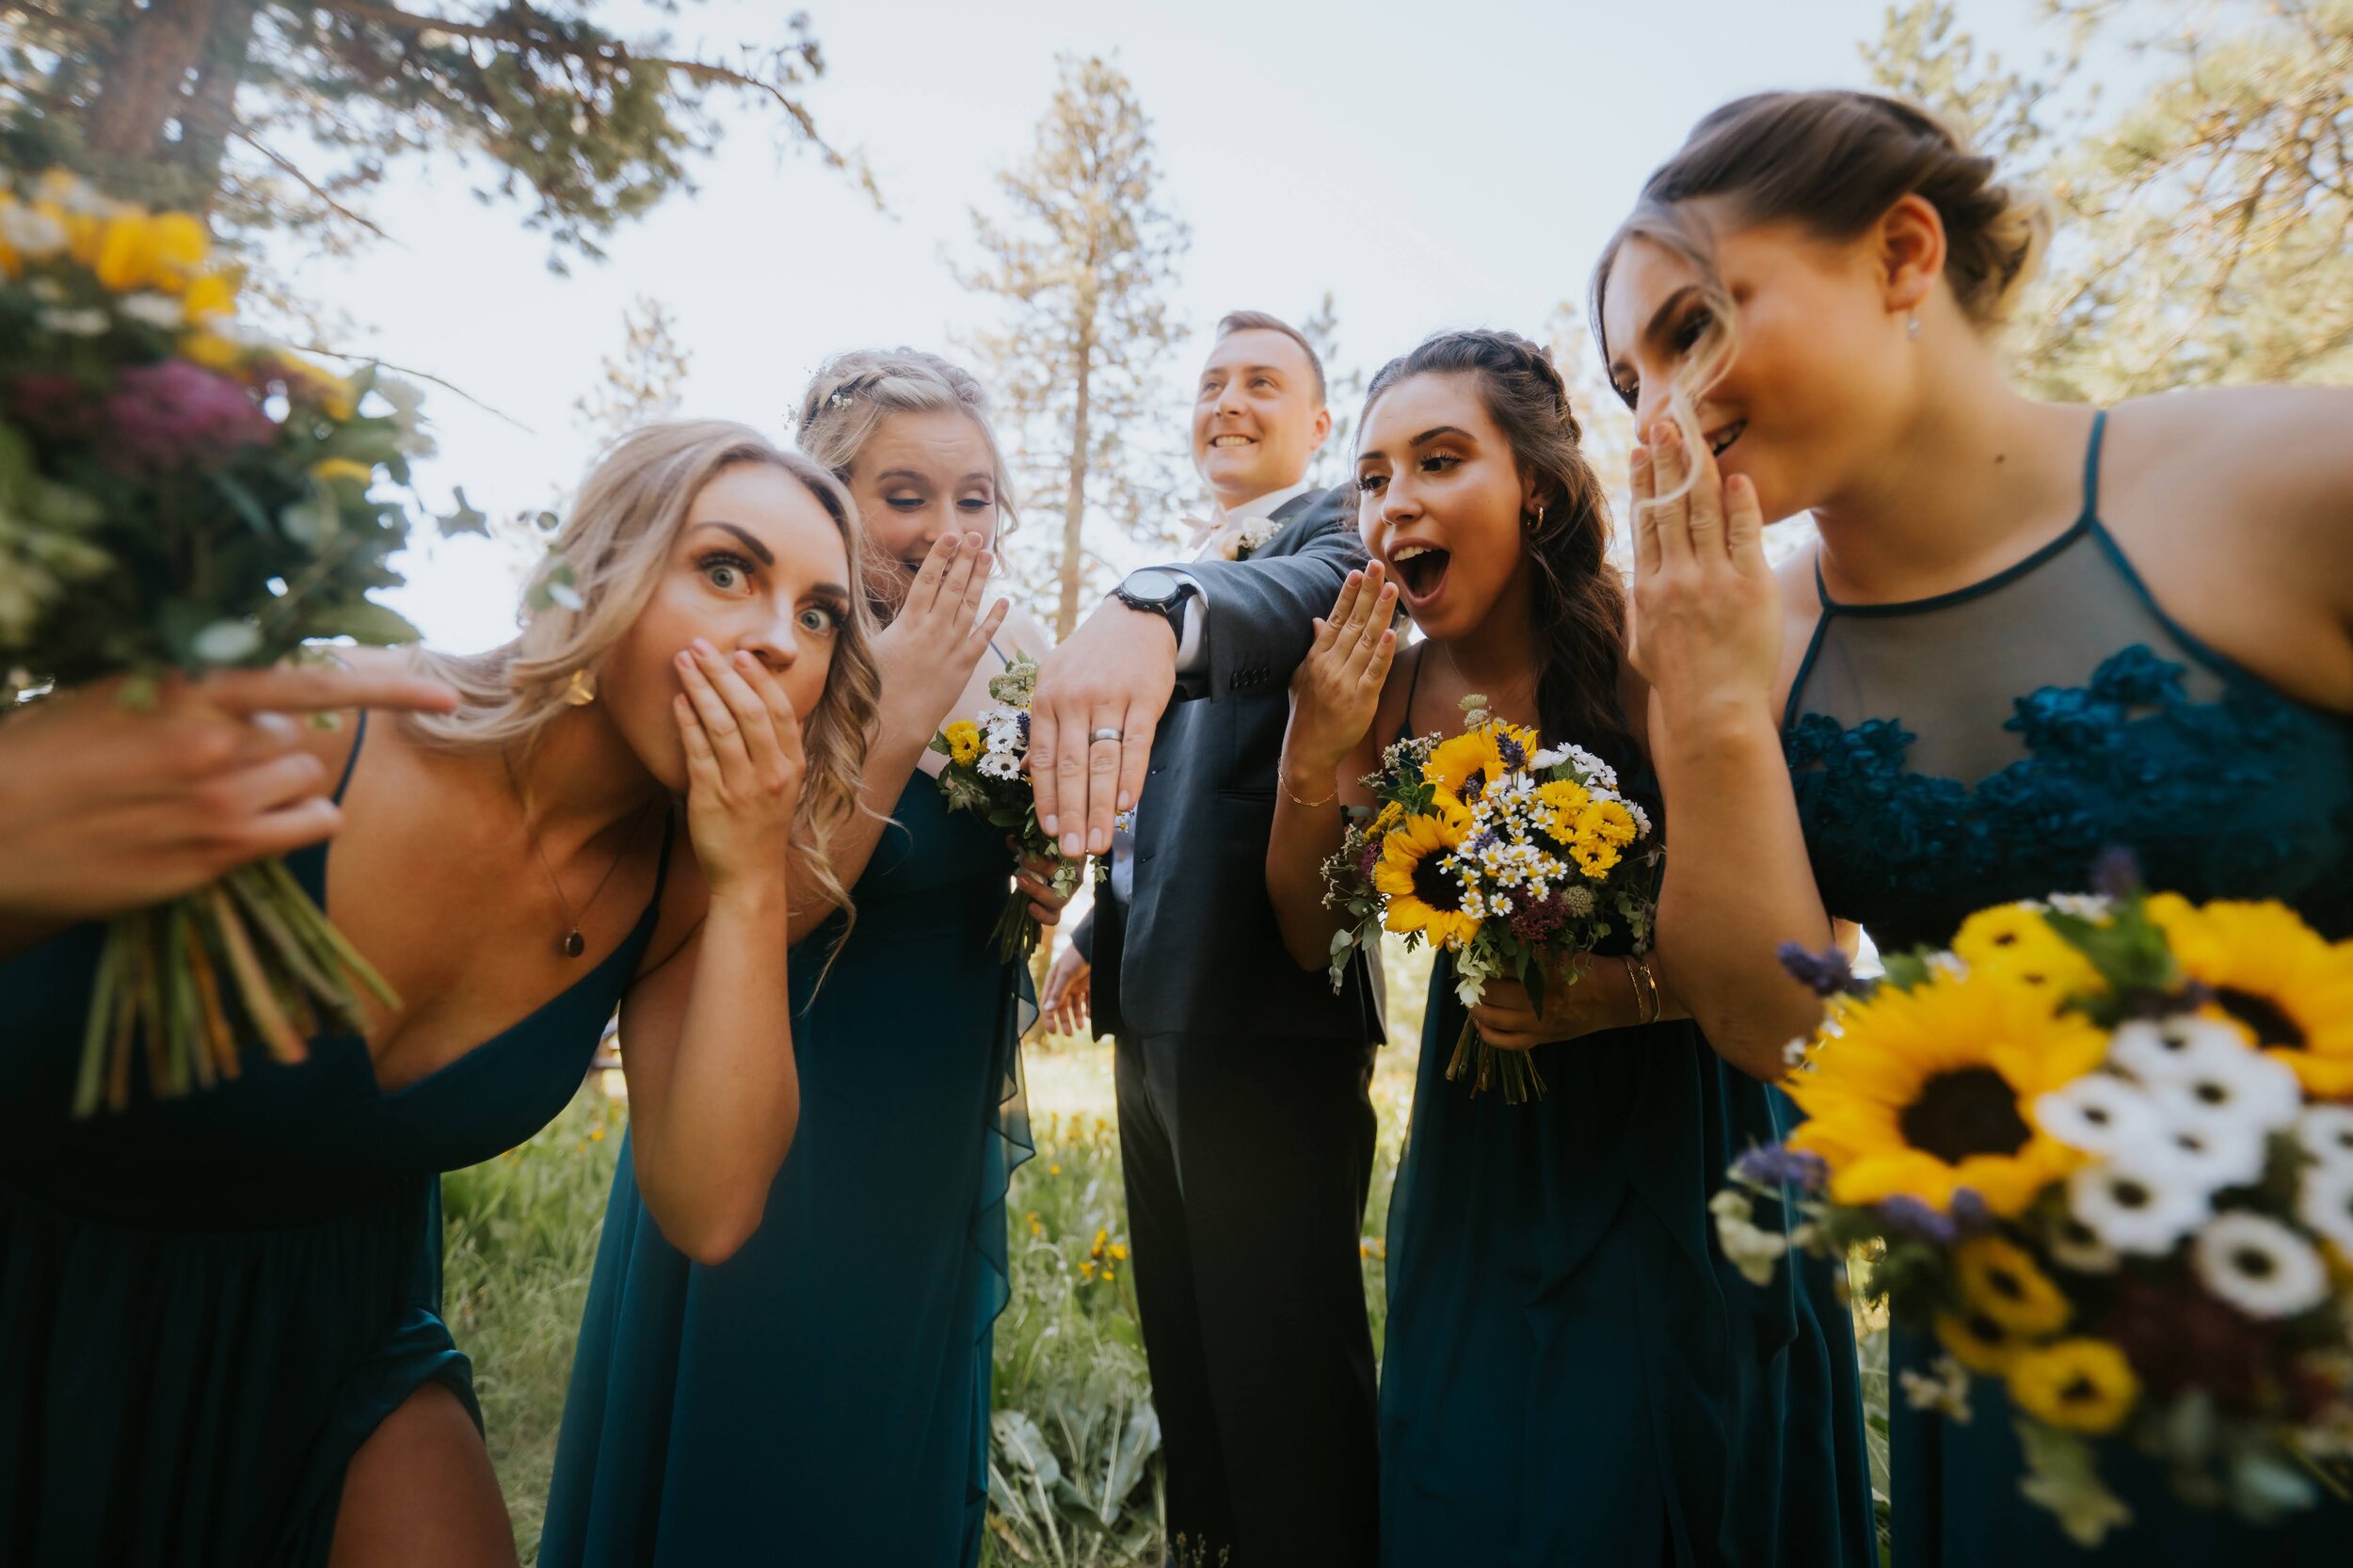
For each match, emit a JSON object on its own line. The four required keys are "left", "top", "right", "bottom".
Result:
{"left": 990, "top": 894, "right": 1044, "bottom": 966}
{"left": 1446, "top": 1016, "right": 1547, "bottom": 1103}
{"left": 74, "top": 857, "right": 399, "bottom": 1116}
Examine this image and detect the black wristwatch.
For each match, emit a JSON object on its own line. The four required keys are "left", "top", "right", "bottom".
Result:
{"left": 1112, "top": 568, "right": 1196, "bottom": 641}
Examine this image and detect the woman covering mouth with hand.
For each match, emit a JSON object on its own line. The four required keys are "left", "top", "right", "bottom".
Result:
{"left": 1261, "top": 328, "right": 1875, "bottom": 1568}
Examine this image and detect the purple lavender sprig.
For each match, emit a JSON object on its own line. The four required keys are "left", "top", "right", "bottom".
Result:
{"left": 1733, "top": 1144, "right": 1828, "bottom": 1193}
{"left": 1778, "top": 941, "right": 1862, "bottom": 998}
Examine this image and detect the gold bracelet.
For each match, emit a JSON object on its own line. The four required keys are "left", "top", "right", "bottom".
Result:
{"left": 1277, "top": 761, "right": 1337, "bottom": 808}
{"left": 1622, "top": 953, "right": 1661, "bottom": 1027}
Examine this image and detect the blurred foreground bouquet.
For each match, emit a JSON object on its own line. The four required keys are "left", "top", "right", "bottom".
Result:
{"left": 1719, "top": 865, "right": 2353, "bottom": 1544}
{"left": 1, "top": 168, "right": 446, "bottom": 1112}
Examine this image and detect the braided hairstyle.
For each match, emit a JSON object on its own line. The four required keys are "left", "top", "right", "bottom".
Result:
{"left": 1362, "top": 329, "right": 1635, "bottom": 770}
{"left": 792, "top": 347, "right": 1019, "bottom": 619}
{"left": 1589, "top": 90, "right": 2050, "bottom": 439}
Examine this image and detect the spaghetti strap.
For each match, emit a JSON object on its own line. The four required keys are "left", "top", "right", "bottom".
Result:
{"left": 331, "top": 711, "right": 369, "bottom": 805}
{"left": 1396, "top": 641, "right": 1429, "bottom": 744}
{"left": 2081, "top": 408, "right": 2108, "bottom": 519}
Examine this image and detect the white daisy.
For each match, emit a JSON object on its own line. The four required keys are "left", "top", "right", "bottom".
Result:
{"left": 2045, "top": 893, "right": 2115, "bottom": 922}
{"left": 2045, "top": 1210, "right": 2122, "bottom": 1274}
{"left": 0, "top": 200, "right": 68, "bottom": 258}
{"left": 2033, "top": 1074, "right": 2159, "bottom": 1157}
{"left": 114, "top": 291, "right": 185, "bottom": 330}
{"left": 2297, "top": 1163, "right": 2353, "bottom": 1256}
{"left": 2143, "top": 1110, "right": 2270, "bottom": 1193}
{"left": 2191, "top": 1211, "right": 2329, "bottom": 1320}
{"left": 2120, "top": 1022, "right": 2303, "bottom": 1134}
{"left": 2109, "top": 1015, "right": 2252, "bottom": 1083}
{"left": 1897, "top": 1352, "right": 1974, "bottom": 1422}
{"left": 35, "top": 306, "right": 108, "bottom": 337}
{"left": 976, "top": 751, "right": 1021, "bottom": 781}
{"left": 2296, "top": 1106, "right": 2353, "bottom": 1173}
{"left": 2067, "top": 1160, "right": 2211, "bottom": 1256}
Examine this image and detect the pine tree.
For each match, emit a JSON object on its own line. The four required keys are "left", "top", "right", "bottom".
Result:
{"left": 1865, "top": 0, "right": 2353, "bottom": 399}
{"left": 0, "top": 0, "right": 871, "bottom": 264}
{"left": 955, "top": 53, "right": 1190, "bottom": 637}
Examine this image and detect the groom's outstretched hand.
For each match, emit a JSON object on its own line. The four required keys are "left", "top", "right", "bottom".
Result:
{"left": 1031, "top": 600, "right": 1178, "bottom": 860}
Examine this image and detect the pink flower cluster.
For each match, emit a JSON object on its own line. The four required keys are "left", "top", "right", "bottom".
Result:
{"left": 102, "top": 360, "right": 274, "bottom": 475}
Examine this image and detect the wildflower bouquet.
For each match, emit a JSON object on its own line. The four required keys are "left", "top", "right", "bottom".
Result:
{"left": 1717, "top": 865, "right": 2353, "bottom": 1544}
{"left": 1, "top": 169, "right": 441, "bottom": 1113}
{"left": 1321, "top": 696, "right": 1657, "bottom": 1101}
{"left": 930, "top": 652, "right": 1083, "bottom": 961}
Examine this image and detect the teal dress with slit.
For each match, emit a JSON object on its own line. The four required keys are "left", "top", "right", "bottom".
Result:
{"left": 1376, "top": 680, "right": 1878, "bottom": 1567}
{"left": 1783, "top": 409, "right": 2353, "bottom": 1563}
{"left": 0, "top": 713, "right": 673, "bottom": 1567}
{"left": 539, "top": 771, "right": 1033, "bottom": 1567}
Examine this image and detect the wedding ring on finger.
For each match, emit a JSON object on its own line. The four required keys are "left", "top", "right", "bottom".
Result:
{"left": 1090, "top": 728, "right": 1123, "bottom": 744}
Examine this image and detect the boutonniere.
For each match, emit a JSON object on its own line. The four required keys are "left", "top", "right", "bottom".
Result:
{"left": 1226, "top": 516, "right": 1282, "bottom": 561}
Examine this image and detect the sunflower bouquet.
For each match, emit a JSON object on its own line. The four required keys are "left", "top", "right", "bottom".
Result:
{"left": 1, "top": 168, "right": 443, "bottom": 1113}
{"left": 930, "top": 652, "right": 1083, "bottom": 961}
{"left": 1321, "top": 695, "right": 1657, "bottom": 1101}
{"left": 1717, "top": 863, "right": 2353, "bottom": 1544}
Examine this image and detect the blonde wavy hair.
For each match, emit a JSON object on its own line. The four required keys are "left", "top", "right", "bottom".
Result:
{"left": 1591, "top": 89, "right": 2052, "bottom": 507}
{"left": 406, "top": 419, "right": 882, "bottom": 921}
{"left": 792, "top": 347, "right": 1018, "bottom": 619}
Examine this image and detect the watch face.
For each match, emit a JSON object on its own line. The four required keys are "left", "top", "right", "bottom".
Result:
{"left": 1123, "top": 568, "right": 1181, "bottom": 605}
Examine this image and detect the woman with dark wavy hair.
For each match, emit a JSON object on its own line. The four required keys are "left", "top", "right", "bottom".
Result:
{"left": 1598, "top": 88, "right": 2353, "bottom": 1566}
{"left": 1264, "top": 328, "right": 1875, "bottom": 1566}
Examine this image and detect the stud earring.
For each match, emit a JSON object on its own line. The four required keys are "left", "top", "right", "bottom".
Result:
{"left": 1906, "top": 313, "right": 1922, "bottom": 341}
{"left": 564, "top": 668, "right": 598, "bottom": 707}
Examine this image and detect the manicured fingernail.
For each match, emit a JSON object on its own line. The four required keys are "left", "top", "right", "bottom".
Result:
{"left": 1042, "top": 813, "right": 1058, "bottom": 834}
{"left": 676, "top": 650, "right": 694, "bottom": 666}
{"left": 1089, "top": 831, "right": 1107, "bottom": 854}
{"left": 1118, "top": 792, "right": 1130, "bottom": 809}
{"left": 1063, "top": 833, "right": 1082, "bottom": 856}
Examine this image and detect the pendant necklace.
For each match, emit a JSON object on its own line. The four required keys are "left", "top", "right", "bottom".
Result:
{"left": 503, "top": 753, "right": 646, "bottom": 959}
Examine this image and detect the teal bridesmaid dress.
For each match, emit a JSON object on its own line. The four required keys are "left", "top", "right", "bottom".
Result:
{"left": 1378, "top": 956, "right": 1879, "bottom": 1566}
{"left": 0, "top": 713, "right": 673, "bottom": 1567}
{"left": 1784, "top": 409, "right": 2353, "bottom": 1564}
{"left": 539, "top": 772, "right": 1032, "bottom": 1567}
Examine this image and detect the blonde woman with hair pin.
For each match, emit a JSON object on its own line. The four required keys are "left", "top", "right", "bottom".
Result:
{"left": 543, "top": 349, "right": 1066, "bottom": 1568}
{"left": 1596, "top": 89, "right": 2353, "bottom": 1566}
{"left": 0, "top": 420, "right": 877, "bottom": 1567}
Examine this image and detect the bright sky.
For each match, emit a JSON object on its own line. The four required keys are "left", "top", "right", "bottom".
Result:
{"left": 283, "top": 0, "right": 2060, "bottom": 652}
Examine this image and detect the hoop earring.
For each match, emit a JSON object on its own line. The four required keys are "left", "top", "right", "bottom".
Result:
{"left": 1906, "top": 312, "right": 1922, "bottom": 341}
{"left": 564, "top": 668, "right": 598, "bottom": 707}
{"left": 1525, "top": 504, "right": 1545, "bottom": 532}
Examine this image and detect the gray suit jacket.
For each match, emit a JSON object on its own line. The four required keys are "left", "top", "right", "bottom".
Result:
{"left": 1072, "top": 485, "right": 1383, "bottom": 1044}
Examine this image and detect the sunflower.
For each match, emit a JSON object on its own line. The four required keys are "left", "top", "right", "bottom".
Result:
{"left": 1375, "top": 801, "right": 1478, "bottom": 948}
{"left": 1422, "top": 721, "right": 1537, "bottom": 803}
{"left": 1785, "top": 971, "right": 2108, "bottom": 1215}
{"left": 1954, "top": 1235, "right": 2073, "bottom": 1336}
{"left": 1935, "top": 1307, "right": 2026, "bottom": 1375}
{"left": 943, "top": 720, "right": 982, "bottom": 766}
{"left": 2146, "top": 895, "right": 2353, "bottom": 1096}
{"left": 1953, "top": 903, "right": 2100, "bottom": 1000}
{"left": 2006, "top": 1337, "right": 2141, "bottom": 1434}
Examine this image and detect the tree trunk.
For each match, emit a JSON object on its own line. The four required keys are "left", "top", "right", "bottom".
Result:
{"left": 1055, "top": 322, "right": 1096, "bottom": 640}
{"left": 86, "top": 0, "right": 223, "bottom": 162}
{"left": 178, "top": 0, "right": 262, "bottom": 206}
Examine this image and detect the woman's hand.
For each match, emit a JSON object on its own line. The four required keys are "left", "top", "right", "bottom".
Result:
{"left": 1468, "top": 962, "right": 1629, "bottom": 1050}
{"left": 1284, "top": 564, "right": 1400, "bottom": 787}
{"left": 1011, "top": 844, "right": 1076, "bottom": 925}
{"left": 872, "top": 531, "right": 1009, "bottom": 743}
{"left": 673, "top": 641, "right": 806, "bottom": 903}
{"left": 0, "top": 663, "right": 456, "bottom": 924}
{"left": 1041, "top": 941, "right": 1092, "bottom": 1035}
{"left": 1627, "top": 422, "right": 1781, "bottom": 727}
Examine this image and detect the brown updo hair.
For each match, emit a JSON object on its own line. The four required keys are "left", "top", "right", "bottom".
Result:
{"left": 1590, "top": 90, "right": 2050, "bottom": 439}
{"left": 1362, "top": 329, "right": 1635, "bottom": 768}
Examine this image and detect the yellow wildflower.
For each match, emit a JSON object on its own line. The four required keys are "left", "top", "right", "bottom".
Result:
{"left": 1954, "top": 903, "right": 2099, "bottom": 999}
{"left": 1954, "top": 1235, "right": 2072, "bottom": 1336}
{"left": 310, "top": 457, "right": 376, "bottom": 488}
{"left": 94, "top": 212, "right": 161, "bottom": 292}
{"left": 2007, "top": 1337, "right": 2140, "bottom": 1434}
{"left": 179, "top": 330, "right": 242, "bottom": 372}
{"left": 146, "top": 212, "right": 209, "bottom": 289}
{"left": 181, "top": 270, "right": 238, "bottom": 322}
{"left": 944, "top": 720, "right": 982, "bottom": 766}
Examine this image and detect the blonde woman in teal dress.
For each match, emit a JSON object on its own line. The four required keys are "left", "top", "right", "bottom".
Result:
{"left": 1596, "top": 89, "right": 2353, "bottom": 1566}
{"left": 543, "top": 350, "right": 1067, "bottom": 1567}
{"left": 0, "top": 422, "right": 878, "bottom": 1565}
{"left": 1265, "top": 328, "right": 1875, "bottom": 1566}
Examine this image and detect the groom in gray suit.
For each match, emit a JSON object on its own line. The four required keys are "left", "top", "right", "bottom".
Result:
{"left": 1036, "top": 312, "right": 1382, "bottom": 1567}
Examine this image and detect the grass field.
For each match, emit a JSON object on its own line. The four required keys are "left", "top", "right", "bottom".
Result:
{"left": 443, "top": 939, "right": 1888, "bottom": 1565}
